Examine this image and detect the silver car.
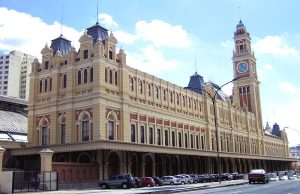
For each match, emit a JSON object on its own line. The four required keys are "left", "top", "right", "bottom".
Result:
{"left": 161, "top": 176, "right": 181, "bottom": 185}
{"left": 178, "top": 174, "right": 193, "bottom": 184}
{"left": 174, "top": 175, "right": 187, "bottom": 184}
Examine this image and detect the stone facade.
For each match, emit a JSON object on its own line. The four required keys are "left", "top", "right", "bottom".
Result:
{"left": 12, "top": 20, "right": 292, "bottom": 183}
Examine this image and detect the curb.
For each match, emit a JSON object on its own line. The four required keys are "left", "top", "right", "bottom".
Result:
{"left": 138, "top": 181, "right": 248, "bottom": 194}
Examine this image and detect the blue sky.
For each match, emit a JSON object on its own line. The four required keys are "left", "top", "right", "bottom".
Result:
{"left": 0, "top": 0, "right": 300, "bottom": 146}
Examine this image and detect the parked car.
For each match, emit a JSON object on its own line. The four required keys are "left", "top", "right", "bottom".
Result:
{"left": 198, "top": 174, "right": 213, "bottom": 183}
{"left": 174, "top": 175, "right": 187, "bottom": 184}
{"left": 189, "top": 174, "right": 199, "bottom": 183}
{"left": 140, "top": 177, "right": 155, "bottom": 187}
{"left": 248, "top": 169, "right": 269, "bottom": 184}
{"left": 99, "top": 173, "right": 135, "bottom": 189}
{"left": 161, "top": 176, "right": 180, "bottom": 185}
{"left": 152, "top": 177, "right": 163, "bottom": 186}
{"left": 221, "top": 173, "right": 233, "bottom": 181}
{"left": 178, "top": 174, "right": 193, "bottom": 183}
{"left": 133, "top": 177, "right": 142, "bottom": 188}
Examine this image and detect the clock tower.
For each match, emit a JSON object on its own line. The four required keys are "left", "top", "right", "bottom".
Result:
{"left": 232, "top": 20, "right": 263, "bottom": 131}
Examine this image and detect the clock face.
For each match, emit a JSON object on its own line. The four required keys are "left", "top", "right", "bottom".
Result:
{"left": 237, "top": 62, "right": 248, "bottom": 73}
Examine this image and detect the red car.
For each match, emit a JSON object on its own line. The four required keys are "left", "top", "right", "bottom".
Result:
{"left": 248, "top": 169, "right": 269, "bottom": 184}
{"left": 140, "top": 177, "right": 155, "bottom": 187}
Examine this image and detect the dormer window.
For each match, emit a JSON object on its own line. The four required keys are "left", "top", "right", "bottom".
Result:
{"left": 45, "top": 61, "right": 49, "bottom": 70}
{"left": 84, "top": 50, "right": 88, "bottom": 59}
{"left": 109, "top": 51, "right": 113, "bottom": 60}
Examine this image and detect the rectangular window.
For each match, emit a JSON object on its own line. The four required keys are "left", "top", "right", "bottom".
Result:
{"left": 178, "top": 132, "right": 182, "bottom": 147}
{"left": 140, "top": 126, "right": 145, "bottom": 143}
{"left": 164, "top": 129, "right": 168, "bottom": 146}
{"left": 172, "top": 131, "right": 175, "bottom": 147}
{"left": 196, "top": 135, "right": 199, "bottom": 149}
{"left": 190, "top": 134, "right": 194, "bottom": 148}
{"left": 61, "top": 124, "right": 65, "bottom": 144}
{"left": 185, "top": 133, "right": 188, "bottom": 148}
{"left": 149, "top": 127, "right": 153, "bottom": 144}
{"left": 131, "top": 124, "right": 136, "bottom": 142}
{"left": 157, "top": 128, "right": 161, "bottom": 145}
{"left": 84, "top": 50, "right": 88, "bottom": 59}
{"left": 82, "top": 121, "right": 89, "bottom": 141}
{"left": 42, "top": 127, "right": 48, "bottom": 145}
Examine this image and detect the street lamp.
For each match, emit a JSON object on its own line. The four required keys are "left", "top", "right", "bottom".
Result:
{"left": 200, "top": 77, "right": 239, "bottom": 184}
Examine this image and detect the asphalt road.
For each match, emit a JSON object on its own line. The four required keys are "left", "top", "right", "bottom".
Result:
{"left": 179, "top": 179, "right": 300, "bottom": 194}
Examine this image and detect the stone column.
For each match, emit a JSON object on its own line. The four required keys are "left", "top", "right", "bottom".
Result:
{"left": 40, "top": 149, "right": 54, "bottom": 172}
{"left": 0, "top": 147, "right": 5, "bottom": 172}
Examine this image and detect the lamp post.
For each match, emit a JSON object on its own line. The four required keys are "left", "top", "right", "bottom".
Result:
{"left": 200, "top": 77, "right": 239, "bottom": 184}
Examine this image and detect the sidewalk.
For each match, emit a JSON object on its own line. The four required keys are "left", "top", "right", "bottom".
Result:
{"left": 25, "top": 180, "right": 248, "bottom": 194}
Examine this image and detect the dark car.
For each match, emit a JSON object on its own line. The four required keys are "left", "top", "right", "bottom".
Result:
{"left": 248, "top": 169, "right": 269, "bottom": 184}
{"left": 221, "top": 173, "right": 233, "bottom": 181}
{"left": 99, "top": 173, "right": 135, "bottom": 189}
{"left": 133, "top": 177, "right": 142, "bottom": 188}
{"left": 140, "top": 177, "right": 155, "bottom": 187}
{"left": 198, "top": 174, "right": 213, "bottom": 183}
{"left": 189, "top": 174, "right": 199, "bottom": 183}
{"left": 152, "top": 177, "right": 163, "bottom": 186}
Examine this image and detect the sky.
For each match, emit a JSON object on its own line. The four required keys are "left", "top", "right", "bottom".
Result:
{"left": 0, "top": 0, "right": 299, "bottom": 146}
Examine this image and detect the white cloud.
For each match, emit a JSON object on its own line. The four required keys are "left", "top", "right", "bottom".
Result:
{"left": 278, "top": 82, "right": 300, "bottom": 94}
{"left": 135, "top": 20, "right": 192, "bottom": 48}
{"left": 0, "top": 7, "right": 81, "bottom": 58}
{"left": 127, "top": 44, "right": 179, "bottom": 74}
{"left": 263, "top": 64, "right": 273, "bottom": 70}
{"left": 98, "top": 13, "right": 118, "bottom": 29}
{"left": 221, "top": 40, "right": 232, "bottom": 49}
{"left": 114, "top": 30, "right": 136, "bottom": 44}
{"left": 253, "top": 35, "right": 299, "bottom": 57}
{"left": 265, "top": 99, "right": 300, "bottom": 147}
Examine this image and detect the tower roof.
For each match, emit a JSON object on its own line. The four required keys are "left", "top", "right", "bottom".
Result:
{"left": 236, "top": 20, "right": 244, "bottom": 28}
{"left": 86, "top": 22, "right": 109, "bottom": 43}
{"left": 185, "top": 72, "right": 205, "bottom": 94}
{"left": 50, "top": 34, "right": 72, "bottom": 55}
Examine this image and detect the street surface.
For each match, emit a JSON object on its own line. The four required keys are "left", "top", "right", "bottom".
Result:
{"left": 180, "top": 179, "right": 300, "bottom": 194}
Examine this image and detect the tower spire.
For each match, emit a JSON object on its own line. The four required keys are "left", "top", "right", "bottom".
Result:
{"left": 96, "top": 1, "right": 99, "bottom": 25}
{"left": 194, "top": 49, "right": 197, "bottom": 74}
{"left": 60, "top": 0, "right": 64, "bottom": 36}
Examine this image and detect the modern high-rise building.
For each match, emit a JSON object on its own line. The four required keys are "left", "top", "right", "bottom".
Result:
{"left": 0, "top": 50, "right": 34, "bottom": 100}
{"left": 6, "top": 20, "right": 294, "bottom": 185}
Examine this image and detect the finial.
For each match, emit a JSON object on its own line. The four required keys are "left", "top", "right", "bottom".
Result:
{"left": 61, "top": 0, "right": 64, "bottom": 36}
{"left": 194, "top": 48, "right": 198, "bottom": 74}
{"left": 96, "top": 1, "right": 99, "bottom": 25}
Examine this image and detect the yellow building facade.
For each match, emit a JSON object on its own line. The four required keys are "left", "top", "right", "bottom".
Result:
{"left": 11, "top": 20, "right": 292, "bottom": 183}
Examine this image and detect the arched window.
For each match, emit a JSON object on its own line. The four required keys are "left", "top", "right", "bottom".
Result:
{"left": 105, "top": 68, "right": 108, "bottom": 82}
{"left": 183, "top": 96, "right": 185, "bottom": 106}
{"left": 44, "top": 79, "right": 48, "bottom": 92}
{"left": 147, "top": 83, "right": 151, "bottom": 96}
{"left": 194, "top": 100, "right": 197, "bottom": 110}
{"left": 129, "top": 77, "right": 134, "bottom": 91}
{"left": 163, "top": 89, "right": 166, "bottom": 101}
{"left": 78, "top": 70, "right": 81, "bottom": 85}
{"left": 39, "top": 80, "right": 42, "bottom": 93}
{"left": 188, "top": 98, "right": 191, "bottom": 108}
{"left": 81, "top": 113, "right": 90, "bottom": 141}
{"left": 60, "top": 116, "right": 66, "bottom": 144}
{"left": 84, "top": 69, "right": 88, "bottom": 83}
{"left": 114, "top": 71, "right": 118, "bottom": 86}
{"left": 177, "top": 93, "right": 180, "bottom": 105}
{"left": 139, "top": 80, "right": 143, "bottom": 94}
{"left": 42, "top": 127, "right": 48, "bottom": 145}
{"left": 63, "top": 74, "right": 67, "bottom": 88}
{"left": 109, "top": 70, "right": 113, "bottom": 84}
{"left": 107, "top": 114, "right": 115, "bottom": 140}
{"left": 49, "top": 78, "right": 52, "bottom": 91}
{"left": 155, "top": 85, "right": 159, "bottom": 99}
{"left": 90, "top": 67, "right": 93, "bottom": 82}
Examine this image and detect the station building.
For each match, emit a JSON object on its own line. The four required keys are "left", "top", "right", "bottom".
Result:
{"left": 8, "top": 20, "right": 293, "bottom": 184}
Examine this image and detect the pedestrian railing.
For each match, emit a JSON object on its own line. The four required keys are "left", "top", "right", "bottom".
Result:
{"left": 12, "top": 171, "right": 58, "bottom": 193}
